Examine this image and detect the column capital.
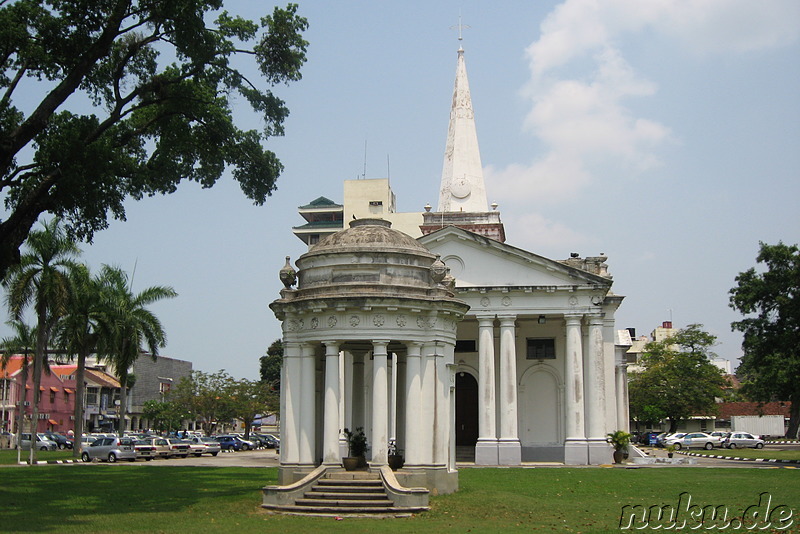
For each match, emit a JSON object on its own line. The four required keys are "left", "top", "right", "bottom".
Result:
{"left": 322, "top": 341, "right": 340, "bottom": 353}
{"left": 563, "top": 314, "right": 583, "bottom": 326}
{"left": 497, "top": 315, "right": 517, "bottom": 326}
{"left": 477, "top": 314, "right": 496, "bottom": 325}
{"left": 586, "top": 314, "right": 604, "bottom": 326}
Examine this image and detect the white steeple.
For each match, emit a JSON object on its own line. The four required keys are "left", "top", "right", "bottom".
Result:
{"left": 438, "top": 43, "right": 488, "bottom": 212}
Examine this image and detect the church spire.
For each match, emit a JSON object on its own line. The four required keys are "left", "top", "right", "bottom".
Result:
{"left": 438, "top": 43, "right": 488, "bottom": 212}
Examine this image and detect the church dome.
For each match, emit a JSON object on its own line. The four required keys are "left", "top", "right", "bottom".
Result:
{"left": 290, "top": 219, "right": 442, "bottom": 299}
{"left": 310, "top": 218, "right": 429, "bottom": 255}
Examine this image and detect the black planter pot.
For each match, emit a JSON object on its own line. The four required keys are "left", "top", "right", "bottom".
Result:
{"left": 388, "top": 454, "right": 405, "bottom": 471}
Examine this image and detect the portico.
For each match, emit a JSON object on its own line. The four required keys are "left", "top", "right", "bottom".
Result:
{"left": 270, "top": 219, "right": 469, "bottom": 494}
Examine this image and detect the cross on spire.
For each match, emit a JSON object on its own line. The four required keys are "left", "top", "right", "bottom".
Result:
{"left": 450, "top": 13, "right": 471, "bottom": 49}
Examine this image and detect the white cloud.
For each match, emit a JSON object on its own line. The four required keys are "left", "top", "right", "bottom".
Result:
{"left": 503, "top": 212, "right": 592, "bottom": 252}
{"left": 487, "top": 0, "right": 798, "bottom": 212}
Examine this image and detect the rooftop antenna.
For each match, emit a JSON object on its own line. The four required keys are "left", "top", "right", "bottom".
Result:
{"left": 450, "top": 11, "right": 470, "bottom": 50}
{"left": 362, "top": 140, "right": 367, "bottom": 179}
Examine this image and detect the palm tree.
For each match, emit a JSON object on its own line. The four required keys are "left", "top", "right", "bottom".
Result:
{"left": 1, "top": 320, "right": 37, "bottom": 464}
{"left": 97, "top": 265, "right": 176, "bottom": 436}
{"left": 53, "top": 264, "right": 113, "bottom": 457}
{"left": 3, "top": 219, "right": 80, "bottom": 461}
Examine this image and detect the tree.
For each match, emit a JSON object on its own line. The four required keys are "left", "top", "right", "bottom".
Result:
{"left": 730, "top": 241, "right": 800, "bottom": 438}
{"left": 0, "top": 1, "right": 308, "bottom": 278}
{"left": 259, "top": 338, "right": 282, "bottom": 390}
{"left": 0, "top": 320, "right": 36, "bottom": 462}
{"left": 229, "top": 378, "right": 278, "bottom": 439}
{"left": 53, "top": 263, "right": 113, "bottom": 457}
{"left": 96, "top": 265, "right": 176, "bottom": 436}
{"left": 2, "top": 218, "right": 79, "bottom": 461}
{"left": 627, "top": 324, "right": 727, "bottom": 432}
{"left": 169, "top": 369, "right": 235, "bottom": 436}
{"left": 142, "top": 399, "right": 188, "bottom": 433}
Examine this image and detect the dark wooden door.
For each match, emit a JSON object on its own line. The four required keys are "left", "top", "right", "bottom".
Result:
{"left": 455, "top": 372, "right": 478, "bottom": 446}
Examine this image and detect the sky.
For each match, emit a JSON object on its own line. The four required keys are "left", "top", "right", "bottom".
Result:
{"left": 3, "top": 0, "right": 799, "bottom": 379}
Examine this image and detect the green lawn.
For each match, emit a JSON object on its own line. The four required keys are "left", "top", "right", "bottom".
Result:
{"left": 0, "top": 449, "right": 76, "bottom": 465}
{"left": 687, "top": 448, "right": 800, "bottom": 461}
{"left": 0, "top": 466, "right": 798, "bottom": 533}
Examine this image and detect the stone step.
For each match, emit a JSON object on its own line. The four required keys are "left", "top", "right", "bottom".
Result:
{"left": 295, "top": 497, "right": 395, "bottom": 507}
{"left": 312, "top": 484, "right": 384, "bottom": 492}
{"left": 305, "top": 491, "right": 389, "bottom": 500}
{"left": 262, "top": 504, "right": 427, "bottom": 517}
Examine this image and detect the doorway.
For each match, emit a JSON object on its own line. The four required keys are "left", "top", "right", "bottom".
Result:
{"left": 455, "top": 372, "right": 478, "bottom": 447}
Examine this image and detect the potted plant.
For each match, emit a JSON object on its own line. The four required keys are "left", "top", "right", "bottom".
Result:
{"left": 666, "top": 444, "right": 677, "bottom": 458}
{"left": 343, "top": 427, "right": 367, "bottom": 471}
{"left": 388, "top": 439, "right": 404, "bottom": 471}
{"left": 607, "top": 430, "right": 632, "bottom": 464}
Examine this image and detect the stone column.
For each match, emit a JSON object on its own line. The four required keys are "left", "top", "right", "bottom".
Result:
{"left": 404, "top": 342, "right": 423, "bottom": 466}
{"left": 420, "top": 342, "right": 436, "bottom": 465}
{"left": 371, "top": 340, "right": 389, "bottom": 466}
{"left": 586, "top": 315, "right": 610, "bottom": 464}
{"left": 298, "top": 343, "right": 316, "bottom": 465}
{"left": 350, "top": 350, "right": 366, "bottom": 430}
{"left": 322, "top": 341, "right": 341, "bottom": 465}
{"left": 476, "top": 315, "right": 498, "bottom": 465}
{"left": 395, "top": 352, "right": 407, "bottom": 455}
{"left": 498, "top": 315, "right": 521, "bottom": 465}
{"left": 433, "top": 341, "right": 454, "bottom": 468}
{"left": 564, "top": 315, "right": 588, "bottom": 464}
{"left": 616, "top": 358, "right": 630, "bottom": 433}
{"left": 281, "top": 342, "right": 302, "bottom": 465}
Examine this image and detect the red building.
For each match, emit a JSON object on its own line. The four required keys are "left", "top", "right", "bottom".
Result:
{"left": 1, "top": 355, "right": 77, "bottom": 434}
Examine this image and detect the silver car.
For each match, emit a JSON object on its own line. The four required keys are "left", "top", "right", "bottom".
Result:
{"left": 666, "top": 432, "right": 716, "bottom": 450}
{"left": 19, "top": 433, "right": 58, "bottom": 451}
{"left": 723, "top": 432, "right": 765, "bottom": 449}
{"left": 81, "top": 436, "right": 137, "bottom": 462}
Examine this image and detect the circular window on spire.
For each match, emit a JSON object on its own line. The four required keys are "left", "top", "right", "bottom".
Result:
{"left": 451, "top": 177, "right": 471, "bottom": 199}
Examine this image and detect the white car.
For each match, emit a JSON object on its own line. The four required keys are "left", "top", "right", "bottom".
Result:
{"left": 19, "top": 433, "right": 57, "bottom": 451}
{"left": 723, "top": 432, "right": 765, "bottom": 449}
{"left": 666, "top": 432, "right": 716, "bottom": 450}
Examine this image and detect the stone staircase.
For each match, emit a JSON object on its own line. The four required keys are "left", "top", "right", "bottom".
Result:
{"left": 262, "top": 470, "right": 430, "bottom": 517}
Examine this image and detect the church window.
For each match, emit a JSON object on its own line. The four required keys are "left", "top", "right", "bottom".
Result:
{"left": 527, "top": 338, "right": 556, "bottom": 360}
{"left": 454, "top": 340, "right": 477, "bottom": 353}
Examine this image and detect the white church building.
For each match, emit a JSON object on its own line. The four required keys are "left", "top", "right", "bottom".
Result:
{"left": 269, "top": 40, "right": 630, "bottom": 498}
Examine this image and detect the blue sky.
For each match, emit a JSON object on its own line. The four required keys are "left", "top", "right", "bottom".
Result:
{"left": 4, "top": 1, "right": 799, "bottom": 379}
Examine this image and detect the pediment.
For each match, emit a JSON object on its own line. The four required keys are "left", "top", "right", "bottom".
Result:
{"left": 419, "top": 226, "right": 611, "bottom": 289}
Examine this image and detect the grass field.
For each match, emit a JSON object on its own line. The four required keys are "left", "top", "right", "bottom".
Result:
{"left": 1, "top": 466, "right": 798, "bottom": 533}
{"left": 0, "top": 449, "right": 76, "bottom": 465}
{"left": 686, "top": 448, "right": 800, "bottom": 461}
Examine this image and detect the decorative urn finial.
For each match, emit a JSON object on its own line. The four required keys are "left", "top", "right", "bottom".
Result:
{"left": 430, "top": 255, "right": 449, "bottom": 286}
{"left": 279, "top": 256, "right": 297, "bottom": 289}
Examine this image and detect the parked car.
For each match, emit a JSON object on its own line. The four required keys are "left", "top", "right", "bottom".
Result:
{"left": 230, "top": 434, "right": 257, "bottom": 450}
{"left": 144, "top": 437, "right": 172, "bottom": 458}
{"left": 215, "top": 435, "right": 245, "bottom": 451}
{"left": 707, "top": 431, "right": 728, "bottom": 447}
{"left": 665, "top": 432, "right": 717, "bottom": 450}
{"left": 637, "top": 432, "right": 660, "bottom": 446}
{"left": 722, "top": 432, "right": 765, "bottom": 449}
{"left": 133, "top": 439, "right": 156, "bottom": 461}
{"left": 163, "top": 438, "right": 190, "bottom": 458}
{"left": 43, "top": 432, "right": 73, "bottom": 450}
{"left": 81, "top": 436, "right": 137, "bottom": 462}
{"left": 19, "top": 433, "right": 58, "bottom": 451}
{"left": 254, "top": 433, "right": 280, "bottom": 449}
{"left": 187, "top": 436, "right": 221, "bottom": 456}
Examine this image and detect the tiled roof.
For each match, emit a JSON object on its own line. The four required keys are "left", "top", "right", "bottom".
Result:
{"left": 84, "top": 369, "right": 121, "bottom": 389}
{"left": 717, "top": 401, "right": 791, "bottom": 418}
{"left": 298, "top": 196, "right": 343, "bottom": 210}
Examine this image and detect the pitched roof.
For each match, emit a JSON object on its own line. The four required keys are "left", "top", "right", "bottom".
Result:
{"left": 717, "top": 402, "right": 791, "bottom": 418}
{"left": 84, "top": 368, "right": 121, "bottom": 389}
{"left": 419, "top": 225, "right": 614, "bottom": 287}
{"left": 298, "top": 196, "right": 343, "bottom": 210}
